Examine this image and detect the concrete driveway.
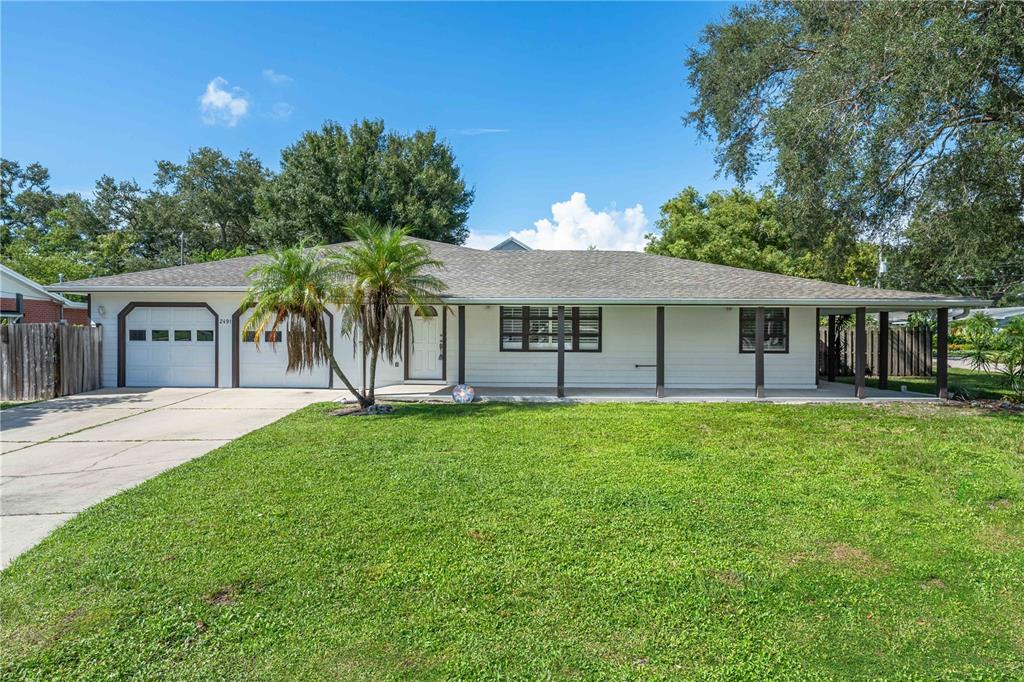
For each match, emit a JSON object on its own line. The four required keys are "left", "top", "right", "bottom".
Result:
{"left": 1, "top": 387, "right": 338, "bottom": 567}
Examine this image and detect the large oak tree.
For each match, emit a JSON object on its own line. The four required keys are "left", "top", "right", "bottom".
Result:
{"left": 686, "top": 1, "right": 1023, "bottom": 300}
{"left": 256, "top": 119, "right": 474, "bottom": 246}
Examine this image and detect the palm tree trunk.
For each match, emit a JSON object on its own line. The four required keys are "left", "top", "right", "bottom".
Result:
{"left": 318, "top": 326, "right": 370, "bottom": 408}
{"left": 368, "top": 345, "right": 379, "bottom": 405}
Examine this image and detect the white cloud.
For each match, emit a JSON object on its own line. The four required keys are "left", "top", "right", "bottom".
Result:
{"left": 199, "top": 77, "right": 250, "bottom": 127}
{"left": 456, "top": 128, "right": 510, "bottom": 136}
{"left": 465, "top": 232, "right": 506, "bottom": 250}
{"left": 262, "top": 69, "right": 293, "bottom": 85}
{"left": 269, "top": 102, "right": 294, "bottom": 120}
{"left": 509, "top": 192, "right": 649, "bottom": 251}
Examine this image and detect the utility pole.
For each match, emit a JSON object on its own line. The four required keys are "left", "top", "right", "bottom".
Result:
{"left": 179, "top": 231, "right": 185, "bottom": 266}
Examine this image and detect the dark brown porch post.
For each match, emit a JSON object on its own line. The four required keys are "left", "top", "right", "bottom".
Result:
{"left": 556, "top": 305, "right": 565, "bottom": 398}
{"left": 854, "top": 307, "right": 866, "bottom": 399}
{"left": 878, "top": 311, "right": 889, "bottom": 391}
{"left": 936, "top": 307, "right": 948, "bottom": 399}
{"left": 457, "top": 305, "right": 466, "bottom": 384}
{"left": 826, "top": 314, "right": 837, "bottom": 382}
{"left": 755, "top": 306, "right": 765, "bottom": 398}
{"left": 656, "top": 306, "right": 665, "bottom": 397}
{"left": 814, "top": 307, "right": 820, "bottom": 387}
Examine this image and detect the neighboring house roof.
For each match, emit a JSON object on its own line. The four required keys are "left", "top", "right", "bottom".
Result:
{"left": 490, "top": 236, "right": 532, "bottom": 252}
{"left": 957, "top": 306, "right": 1024, "bottom": 321}
{"left": 1, "top": 264, "right": 87, "bottom": 308}
{"left": 890, "top": 306, "right": 1023, "bottom": 326}
{"left": 49, "top": 238, "right": 988, "bottom": 309}
{"left": 953, "top": 306, "right": 1024, "bottom": 329}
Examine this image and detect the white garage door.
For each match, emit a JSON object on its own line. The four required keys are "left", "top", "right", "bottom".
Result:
{"left": 238, "top": 312, "right": 331, "bottom": 388}
{"left": 125, "top": 306, "right": 216, "bottom": 387}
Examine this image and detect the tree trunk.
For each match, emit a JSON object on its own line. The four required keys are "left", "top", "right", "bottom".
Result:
{"left": 318, "top": 326, "right": 369, "bottom": 408}
{"left": 368, "top": 345, "right": 379, "bottom": 405}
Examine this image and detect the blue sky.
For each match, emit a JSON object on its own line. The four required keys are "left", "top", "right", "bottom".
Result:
{"left": 2, "top": 2, "right": 751, "bottom": 250}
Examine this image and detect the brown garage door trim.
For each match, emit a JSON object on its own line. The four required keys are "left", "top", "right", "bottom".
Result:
{"left": 231, "top": 307, "right": 335, "bottom": 388}
{"left": 117, "top": 302, "right": 219, "bottom": 388}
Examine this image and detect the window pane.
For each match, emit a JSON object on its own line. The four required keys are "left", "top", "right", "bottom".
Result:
{"left": 501, "top": 318, "right": 523, "bottom": 335}
{"left": 529, "top": 319, "right": 558, "bottom": 335}
{"left": 242, "top": 331, "right": 256, "bottom": 343}
{"left": 528, "top": 334, "right": 558, "bottom": 350}
{"left": 265, "top": 330, "right": 283, "bottom": 343}
{"left": 529, "top": 306, "right": 550, "bottom": 318}
{"left": 196, "top": 330, "right": 214, "bottom": 342}
{"left": 151, "top": 330, "right": 169, "bottom": 341}
{"left": 174, "top": 330, "right": 192, "bottom": 342}
{"left": 501, "top": 306, "right": 599, "bottom": 353}
{"left": 739, "top": 308, "right": 787, "bottom": 352}
{"left": 128, "top": 329, "right": 146, "bottom": 341}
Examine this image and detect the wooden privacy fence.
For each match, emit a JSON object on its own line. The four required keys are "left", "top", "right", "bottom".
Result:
{"left": 0, "top": 323, "right": 102, "bottom": 401}
{"left": 818, "top": 326, "right": 931, "bottom": 377}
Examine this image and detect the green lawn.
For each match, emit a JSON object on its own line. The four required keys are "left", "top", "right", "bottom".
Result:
{"left": 0, "top": 400, "right": 39, "bottom": 410}
{"left": 839, "top": 366, "right": 1012, "bottom": 401}
{"left": 2, "top": 402, "right": 1022, "bottom": 679}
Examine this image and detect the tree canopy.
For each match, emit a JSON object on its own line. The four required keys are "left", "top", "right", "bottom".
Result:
{"left": 256, "top": 119, "right": 473, "bottom": 246}
{"left": 686, "top": 0, "right": 1024, "bottom": 300}
{"left": 2, "top": 119, "right": 474, "bottom": 284}
{"left": 645, "top": 186, "right": 877, "bottom": 285}
{"left": 1, "top": 150, "right": 269, "bottom": 284}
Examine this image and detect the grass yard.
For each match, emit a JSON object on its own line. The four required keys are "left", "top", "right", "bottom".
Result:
{"left": 0, "top": 400, "right": 39, "bottom": 410}
{"left": 1, "top": 402, "right": 1022, "bottom": 679}
{"left": 839, "top": 366, "right": 1012, "bottom": 401}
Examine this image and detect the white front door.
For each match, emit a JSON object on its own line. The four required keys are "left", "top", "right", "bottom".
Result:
{"left": 408, "top": 309, "right": 443, "bottom": 380}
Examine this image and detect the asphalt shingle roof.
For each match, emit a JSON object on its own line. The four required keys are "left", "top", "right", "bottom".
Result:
{"left": 53, "top": 238, "right": 986, "bottom": 306}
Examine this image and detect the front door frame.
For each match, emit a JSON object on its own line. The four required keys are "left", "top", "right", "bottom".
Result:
{"left": 404, "top": 306, "right": 446, "bottom": 382}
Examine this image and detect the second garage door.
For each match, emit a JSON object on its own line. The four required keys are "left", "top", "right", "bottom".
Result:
{"left": 238, "top": 312, "right": 331, "bottom": 388}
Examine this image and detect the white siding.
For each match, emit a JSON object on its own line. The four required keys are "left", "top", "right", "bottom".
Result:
{"left": 664, "top": 305, "right": 816, "bottom": 389}
{"left": 91, "top": 294, "right": 816, "bottom": 391}
{"left": 457, "top": 304, "right": 816, "bottom": 389}
{"left": 1, "top": 273, "right": 49, "bottom": 300}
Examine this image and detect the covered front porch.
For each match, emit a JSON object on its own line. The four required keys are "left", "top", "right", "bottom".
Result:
{"left": 428, "top": 304, "right": 956, "bottom": 401}
{"left": 371, "top": 380, "right": 939, "bottom": 404}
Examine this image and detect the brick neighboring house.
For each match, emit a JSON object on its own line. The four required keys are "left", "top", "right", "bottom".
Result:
{"left": 1, "top": 264, "right": 91, "bottom": 325}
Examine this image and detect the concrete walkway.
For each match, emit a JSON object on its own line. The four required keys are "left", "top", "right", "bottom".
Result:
{"left": 0, "top": 387, "right": 338, "bottom": 567}
{"left": 373, "top": 380, "right": 939, "bottom": 403}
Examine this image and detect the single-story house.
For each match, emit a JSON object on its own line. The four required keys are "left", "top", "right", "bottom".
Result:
{"left": 48, "top": 238, "right": 986, "bottom": 399}
{"left": 1, "top": 264, "right": 90, "bottom": 325}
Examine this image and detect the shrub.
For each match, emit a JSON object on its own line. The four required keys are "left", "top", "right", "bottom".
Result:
{"left": 997, "top": 318, "right": 1024, "bottom": 403}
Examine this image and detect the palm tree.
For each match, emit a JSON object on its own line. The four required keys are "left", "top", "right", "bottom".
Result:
{"left": 241, "top": 245, "right": 370, "bottom": 407}
{"left": 329, "top": 219, "right": 446, "bottom": 405}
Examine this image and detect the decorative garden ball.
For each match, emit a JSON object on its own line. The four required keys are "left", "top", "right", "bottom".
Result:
{"left": 452, "top": 384, "right": 476, "bottom": 403}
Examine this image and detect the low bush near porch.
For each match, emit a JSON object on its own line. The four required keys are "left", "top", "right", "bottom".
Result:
{"left": 840, "top": 367, "right": 1013, "bottom": 401}
{"left": 2, "top": 403, "right": 1022, "bottom": 678}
